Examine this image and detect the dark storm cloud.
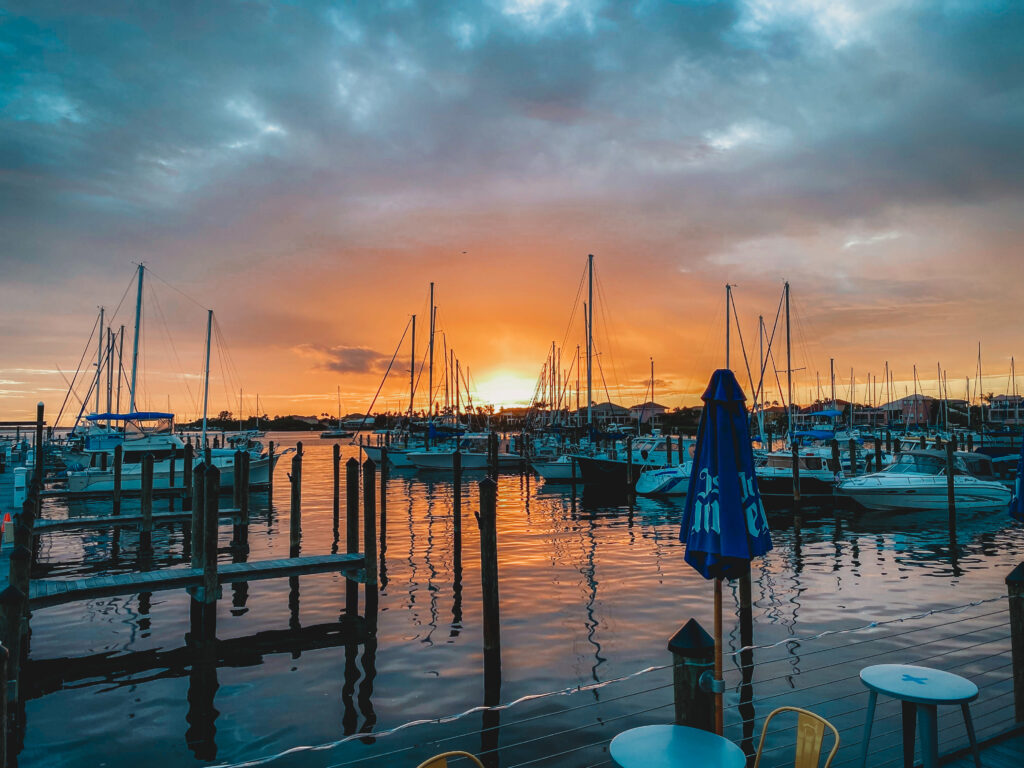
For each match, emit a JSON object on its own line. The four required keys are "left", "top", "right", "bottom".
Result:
{"left": 1, "top": 0, "right": 1022, "bottom": 277}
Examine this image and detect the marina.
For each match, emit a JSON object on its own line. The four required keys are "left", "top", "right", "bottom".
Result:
{"left": 1, "top": 423, "right": 1022, "bottom": 767}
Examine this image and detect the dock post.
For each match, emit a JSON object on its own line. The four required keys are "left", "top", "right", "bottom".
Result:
{"left": 202, "top": 465, "right": 220, "bottom": 603}
{"left": 232, "top": 451, "right": 242, "bottom": 510}
{"left": 0, "top": 585, "right": 25, "bottom": 706}
{"left": 967, "top": 433, "right": 974, "bottom": 452}
{"left": 112, "top": 444, "right": 123, "bottom": 516}
{"left": 848, "top": 439, "right": 858, "bottom": 477}
{"left": 668, "top": 619, "right": 715, "bottom": 732}
{"left": 678, "top": 433, "right": 685, "bottom": 464}
{"left": 0, "top": 642, "right": 7, "bottom": 764}
{"left": 885, "top": 429, "right": 892, "bottom": 453}
{"left": 190, "top": 464, "right": 207, "bottom": 569}
{"left": 362, "top": 459, "right": 378, "bottom": 586}
{"left": 267, "top": 440, "right": 275, "bottom": 498}
{"left": 379, "top": 447, "right": 388, "bottom": 551}
{"left": 626, "top": 435, "right": 634, "bottom": 488}
{"left": 34, "top": 403, "right": 43, "bottom": 512}
{"left": 100, "top": 452, "right": 107, "bottom": 471}
{"left": 289, "top": 444, "right": 302, "bottom": 558}
{"left": 168, "top": 445, "right": 176, "bottom": 495}
{"left": 182, "top": 443, "right": 193, "bottom": 511}
{"left": 1007, "top": 563, "right": 1024, "bottom": 723}
{"left": 874, "top": 440, "right": 883, "bottom": 474}
{"left": 829, "top": 439, "right": 841, "bottom": 476}
{"left": 332, "top": 443, "right": 341, "bottom": 536}
{"left": 946, "top": 440, "right": 957, "bottom": 535}
{"left": 487, "top": 432, "right": 498, "bottom": 479}
{"left": 791, "top": 442, "right": 801, "bottom": 505}
{"left": 477, "top": 477, "right": 500, "bottom": 655}
{"left": 919, "top": 435, "right": 926, "bottom": 449}
{"left": 240, "top": 451, "right": 250, "bottom": 523}
{"left": 140, "top": 453, "right": 154, "bottom": 552}
{"left": 345, "top": 457, "right": 359, "bottom": 615}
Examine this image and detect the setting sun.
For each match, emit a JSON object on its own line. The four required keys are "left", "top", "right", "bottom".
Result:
{"left": 473, "top": 371, "right": 539, "bottom": 409}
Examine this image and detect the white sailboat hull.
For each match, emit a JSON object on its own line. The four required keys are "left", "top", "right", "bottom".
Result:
{"left": 66, "top": 453, "right": 279, "bottom": 493}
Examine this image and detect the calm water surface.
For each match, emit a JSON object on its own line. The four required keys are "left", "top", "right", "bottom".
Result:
{"left": 20, "top": 434, "right": 1024, "bottom": 767}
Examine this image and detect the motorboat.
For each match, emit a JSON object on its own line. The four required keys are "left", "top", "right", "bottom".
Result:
{"left": 531, "top": 454, "right": 580, "bottom": 482}
{"left": 754, "top": 449, "right": 839, "bottom": 502}
{"left": 836, "top": 449, "right": 1011, "bottom": 512}
{"left": 635, "top": 462, "right": 693, "bottom": 496}
{"left": 570, "top": 434, "right": 693, "bottom": 488}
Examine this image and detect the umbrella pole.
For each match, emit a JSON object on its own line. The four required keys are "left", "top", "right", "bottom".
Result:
{"left": 714, "top": 575, "right": 724, "bottom": 735}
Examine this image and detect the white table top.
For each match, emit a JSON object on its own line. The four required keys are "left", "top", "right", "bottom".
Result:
{"left": 609, "top": 724, "right": 746, "bottom": 768}
{"left": 860, "top": 664, "right": 978, "bottom": 705}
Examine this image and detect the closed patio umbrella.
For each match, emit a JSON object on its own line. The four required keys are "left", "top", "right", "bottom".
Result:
{"left": 680, "top": 369, "right": 773, "bottom": 734}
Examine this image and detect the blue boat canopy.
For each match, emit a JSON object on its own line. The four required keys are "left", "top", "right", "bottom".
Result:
{"left": 791, "top": 429, "right": 836, "bottom": 441}
{"left": 809, "top": 408, "right": 843, "bottom": 417}
{"left": 86, "top": 412, "right": 174, "bottom": 421}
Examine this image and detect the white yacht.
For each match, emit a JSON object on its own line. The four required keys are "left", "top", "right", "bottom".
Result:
{"left": 635, "top": 462, "right": 693, "bottom": 496}
{"left": 836, "top": 450, "right": 1011, "bottom": 512}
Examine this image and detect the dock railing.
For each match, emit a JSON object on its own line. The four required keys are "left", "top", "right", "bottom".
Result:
{"left": 195, "top": 590, "right": 1019, "bottom": 768}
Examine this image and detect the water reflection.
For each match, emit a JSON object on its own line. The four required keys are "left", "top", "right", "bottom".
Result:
{"left": 19, "top": 436, "right": 1024, "bottom": 768}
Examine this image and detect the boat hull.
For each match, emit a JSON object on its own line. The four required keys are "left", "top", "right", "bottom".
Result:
{"left": 837, "top": 476, "right": 1011, "bottom": 512}
{"left": 408, "top": 451, "right": 523, "bottom": 471}
{"left": 635, "top": 465, "right": 692, "bottom": 496}
{"left": 531, "top": 457, "right": 580, "bottom": 482}
{"left": 66, "top": 453, "right": 279, "bottom": 493}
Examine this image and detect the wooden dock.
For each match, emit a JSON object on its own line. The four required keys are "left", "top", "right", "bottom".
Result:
{"left": 28, "top": 553, "right": 365, "bottom": 607}
{"left": 33, "top": 508, "right": 242, "bottom": 532}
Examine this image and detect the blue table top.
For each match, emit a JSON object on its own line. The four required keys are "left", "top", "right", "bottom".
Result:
{"left": 860, "top": 664, "right": 978, "bottom": 705}
{"left": 609, "top": 724, "right": 746, "bottom": 768}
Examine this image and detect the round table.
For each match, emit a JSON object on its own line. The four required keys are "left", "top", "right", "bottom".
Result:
{"left": 858, "top": 664, "right": 980, "bottom": 768}
{"left": 609, "top": 724, "right": 746, "bottom": 768}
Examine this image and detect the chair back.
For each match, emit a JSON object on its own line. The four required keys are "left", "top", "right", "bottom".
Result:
{"left": 753, "top": 706, "right": 840, "bottom": 768}
{"left": 415, "top": 750, "right": 485, "bottom": 768}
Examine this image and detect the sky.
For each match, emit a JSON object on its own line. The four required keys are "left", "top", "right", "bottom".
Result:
{"left": 2, "top": 1, "right": 1023, "bottom": 424}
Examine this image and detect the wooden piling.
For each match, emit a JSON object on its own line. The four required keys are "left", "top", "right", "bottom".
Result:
{"left": 790, "top": 442, "right": 801, "bottom": 505}
{"left": 1007, "top": 563, "right": 1024, "bottom": 723}
{"left": 289, "top": 446, "right": 302, "bottom": 557}
{"left": 0, "top": 585, "right": 25, "bottom": 705}
{"left": 168, "top": 445, "right": 176, "bottom": 498}
{"left": 626, "top": 435, "right": 634, "bottom": 488}
{"left": 946, "top": 440, "right": 957, "bottom": 534}
{"left": 202, "top": 465, "right": 220, "bottom": 603}
{"left": 874, "top": 440, "right": 883, "bottom": 475}
{"left": 829, "top": 439, "right": 841, "bottom": 476}
{"left": 478, "top": 477, "right": 500, "bottom": 654}
{"left": 182, "top": 443, "right": 193, "bottom": 511}
{"left": 332, "top": 443, "right": 341, "bottom": 534}
{"left": 380, "top": 447, "right": 388, "bottom": 550}
{"left": 267, "top": 440, "right": 275, "bottom": 497}
{"left": 112, "top": 444, "right": 123, "bottom": 516}
{"left": 191, "top": 463, "right": 207, "bottom": 569}
{"left": 345, "top": 456, "right": 359, "bottom": 616}
{"left": 848, "top": 438, "right": 858, "bottom": 477}
{"left": 239, "top": 451, "right": 250, "bottom": 524}
{"left": 362, "top": 459, "right": 378, "bottom": 586}
{"left": 967, "top": 433, "right": 974, "bottom": 452}
{"left": 232, "top": 451, "right": 242, "bottom": 510}
{"left": 885, "top": 429, "right": 892, "bottom": 454}
{"left": 140, "top": 453, "right": 154, "bottom": 552}
{"left": 668, "top": 619, "right": 715, "bottom": 732}
{"left": 34, "top": 402, "right": 43, "bottom": 512}
{"left": 0, "top": 642, "right": 7, "bottom": 764}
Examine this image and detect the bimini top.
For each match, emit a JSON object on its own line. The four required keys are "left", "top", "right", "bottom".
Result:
{"left": 808, "top": 408, "right": 843, "bottom": 418}
{"left": 86, "top": 412, "right": 174, "bottom": 421}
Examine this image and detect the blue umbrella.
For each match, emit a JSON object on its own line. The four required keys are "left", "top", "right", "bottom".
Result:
{"left": 1010, "top": 439, "right": 1024, "bottom": 523}
{"left": 681, "top": 369, "right": 773, "bottom": 733}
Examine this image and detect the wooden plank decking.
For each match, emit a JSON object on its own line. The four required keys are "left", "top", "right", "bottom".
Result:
{"left": 28, "top": 553, "right": 365, "bottom": 607}
{"left": 33, "top": 509, "right": 243, "bottom": 532}
{"left": 943, "top": 728, "right": 1024, "bottom": 768}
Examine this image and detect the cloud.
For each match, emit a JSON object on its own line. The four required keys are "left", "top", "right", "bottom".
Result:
{"left": 293, "top": 344, "right": 390, "bottom": 375}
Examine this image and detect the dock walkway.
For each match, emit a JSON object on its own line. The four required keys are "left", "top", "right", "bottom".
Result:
{"left": 29, "top": 552, "right": 365, "bottom": 607}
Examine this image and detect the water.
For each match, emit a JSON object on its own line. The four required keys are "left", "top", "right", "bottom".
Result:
{"left": 18, "top": 434, "right": 1024, "bottom": 767}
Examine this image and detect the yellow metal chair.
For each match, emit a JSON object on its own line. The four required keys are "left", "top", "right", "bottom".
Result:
{"left": 753, "top": 706, "right": 840, "bottom": 768}
{"left": 415, "top": 750, "right": 485, "bottom": 768}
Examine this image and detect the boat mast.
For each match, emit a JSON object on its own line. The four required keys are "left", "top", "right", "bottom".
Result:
{"left": 725, "top": 284, "right": 731, "bottom": 368}
{"left": 1014, "top": 356, "right": 1019, "bottom": 427}
{"left": 756, "top": 315, "right": 766, "bottom": 442}
{"left": 128, "top": 264, "right": 145, "bottom": 414}
{"left": 587, "top": 254, "right": 593, "bottom": 430}
{"left": 979, "top": 342, "right": 985, "bottom": 428}
{"left": 116, "top": 326, "right": 124, "bottom": 414}
{"left": 429, "top": 283, "right": 435, "bottom": 420}
{"left": 913, "top": 364, "right": 918, "bottom": 429}
{"left": 105, "top": 327, "right": 114, "bottom": 420}
{"left": 96, "top": 306, "right": 104, "bottom": 415}
{"left": 409, "top": 314, "right": 416, "bottom": 420}
{"left": 238, "top": 387, "right": 243, "bottom": 432}
{"left": 201, "top": 309, "right": 212, "bottom": 451}
{"left": 785, "top": 281, "right": 792, "bottom": 440}
{"left": 576, "top": 344, "right": 581, "bottom": 426}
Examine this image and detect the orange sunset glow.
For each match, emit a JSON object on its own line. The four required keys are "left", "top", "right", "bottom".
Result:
{"left": 2, "top": 3, "right": 1022, "bottom": 423}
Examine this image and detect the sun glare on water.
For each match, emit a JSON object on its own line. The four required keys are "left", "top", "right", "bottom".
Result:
{"left": 474, "top": 372, "right": 537, "bottom": 410}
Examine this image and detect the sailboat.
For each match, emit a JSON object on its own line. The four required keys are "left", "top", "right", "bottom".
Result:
{"left": 320, "top": 387, "right": 354, "bottom": 438}
{"left": 65, "top": 273, "right": 289, "bottom": 491}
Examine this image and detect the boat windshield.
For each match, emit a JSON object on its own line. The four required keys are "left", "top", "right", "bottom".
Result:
{"left": 883, "top": 454, "right": 947, "bottom": 475}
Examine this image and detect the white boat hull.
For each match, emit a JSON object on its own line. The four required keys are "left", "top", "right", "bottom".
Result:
{"left": 66, "top": 453, "right": 279, "bottom": 493}
{"left": 408, "top": 451, "right": 523, "bottom": 471}
{"left": 837, "top": 475, "right": 1011, "bottom": 511}
{"left": 635, "top": 464, "right": 692, "bottom": 496}
{"left": 532, "top": 456, "right": 580, "bottom": 482}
